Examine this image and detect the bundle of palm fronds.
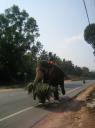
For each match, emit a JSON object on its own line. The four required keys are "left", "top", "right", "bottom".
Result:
{"left": 27, "top": 82, "right": 55, "bottom": 103}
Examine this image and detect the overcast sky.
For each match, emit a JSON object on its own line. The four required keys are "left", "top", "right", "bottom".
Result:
{"left": 0, "top": 0, "right": 95, "bottom": 71}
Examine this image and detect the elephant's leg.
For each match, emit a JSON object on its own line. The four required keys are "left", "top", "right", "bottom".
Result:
{"left": 53, "top": 85, "right": 59, "bottom": 100}
{"left": 60, "top": 81, "right": 65, "bottom": 95}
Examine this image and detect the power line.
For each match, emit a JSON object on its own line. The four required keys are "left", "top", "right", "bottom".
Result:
{"left": 83, "top": 0, "right": 90, "bottom": 25}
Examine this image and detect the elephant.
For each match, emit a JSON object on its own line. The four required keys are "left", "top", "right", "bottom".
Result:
{"left": 32, "top": 60, "right": 66, "bottom": 100}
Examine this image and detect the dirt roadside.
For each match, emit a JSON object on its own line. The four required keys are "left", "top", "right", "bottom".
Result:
{"left": 32, "top": 84, "right": 95, "bottom": 128}
{"left": 0, "top": 88, "right": 16, "bottom": 92}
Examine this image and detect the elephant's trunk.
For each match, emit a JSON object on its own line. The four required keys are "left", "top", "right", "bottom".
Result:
{"left": 33, "top": 67, "right": 43, "bottom": 99}
{"left": 33, "top": 67, "right": 43, "bottom": 86}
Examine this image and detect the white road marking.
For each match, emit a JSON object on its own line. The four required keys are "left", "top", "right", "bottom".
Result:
{"left": 66, "top": 87, "right": 81, "bottom": 94}
{"left": 0, "top": 87, "right": 81, "bottom": 122}
{"left": 0, "top": 106, "right": 34, "bottom": 122}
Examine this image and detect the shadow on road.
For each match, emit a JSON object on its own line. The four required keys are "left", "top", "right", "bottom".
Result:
{"left": 35, "top": 96, "right": 86, "bottom": 113}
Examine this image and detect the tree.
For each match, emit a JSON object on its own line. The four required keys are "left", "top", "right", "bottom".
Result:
{"left": 31, "top": 41, "right": 43, "bottom": 62}
{"left": 84, "top": 23, "right": 95, "bottom": 55}
{"left": 82, "top": 67, "right": 89, "bottom": 74}
{"left": 39, "top": 50, "right": 48, "bottom": 61}
{"left": 0, "top": 5, "right": 40, "bottom": 81}
{"left": 62, "top": 59, "right": 74, "bottom": 74}
{"left": 74, "top": 66, "right": 82, "bottom": 76}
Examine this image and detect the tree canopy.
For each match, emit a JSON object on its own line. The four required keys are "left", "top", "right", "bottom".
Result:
{"left": 0, "top": 5, "right": 42, "bottom": 82}
{"left": 84, "top": 23, "right": 95, "bottom": 55}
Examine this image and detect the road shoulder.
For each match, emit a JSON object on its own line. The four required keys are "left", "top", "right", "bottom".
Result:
{"left": 32, "top": 84, "right": 95, "bottom": 128}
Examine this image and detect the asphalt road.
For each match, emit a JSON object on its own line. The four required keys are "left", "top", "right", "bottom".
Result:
{"left": 0, "top": 80, "right": 95, "bottom": 128}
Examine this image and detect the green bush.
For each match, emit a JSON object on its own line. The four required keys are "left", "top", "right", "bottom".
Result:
{"left": 27, "top": 82, "right": 55, "bottom": 103}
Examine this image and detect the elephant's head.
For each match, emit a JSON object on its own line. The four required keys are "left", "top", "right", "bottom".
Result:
{"left": 33, "top": 61, "right": 52, "bottom": 84}
{"left": 28, "top": 61, "right": 50, "bottom": 98}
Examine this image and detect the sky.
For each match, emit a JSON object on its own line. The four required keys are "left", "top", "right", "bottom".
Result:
{"left": 0, "top": 0, "right": 95, "bottom": 71}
